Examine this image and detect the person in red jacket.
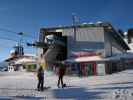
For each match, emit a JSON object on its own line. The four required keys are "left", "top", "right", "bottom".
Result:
{"left": 57, "top": 63, "right": 66, "bottom": 88}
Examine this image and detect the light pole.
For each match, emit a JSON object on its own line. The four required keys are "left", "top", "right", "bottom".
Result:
{"left": 72, "top": 13, "right": 80, "bottom": 41}
{"left": 17, "top": 32, "right": 24, "bottom": 56}
{"left": 17, "top": 32, "right": 24, "bottom": 46}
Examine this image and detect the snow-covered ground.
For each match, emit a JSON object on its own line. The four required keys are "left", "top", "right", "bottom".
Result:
{"left": 0, "top": 70, "right": 133, "bottom": 100}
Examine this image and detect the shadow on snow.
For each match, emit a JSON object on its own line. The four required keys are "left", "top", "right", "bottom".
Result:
{"left": 0, "top": 96, "right": 44, "bottom": 100}
{"left": 52, "top": 87, "right": 106, "bottom": 100}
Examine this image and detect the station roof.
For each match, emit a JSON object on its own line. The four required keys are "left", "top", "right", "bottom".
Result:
{"left": 40, "top": 23, "right": 102, "bottom": 31}
{"left": 104, "top": 24, "right": 130, "bottom": 50}
{"left": 40, "top": 22, "right": 130, "bottom": 50}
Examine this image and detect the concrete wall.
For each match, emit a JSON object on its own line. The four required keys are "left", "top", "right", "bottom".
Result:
{"left": 104, "top": 32, "right": 124, "bottom": 57}
{"left": 62, "top": 27, "right": 105, "bottom": 58}
{"left": 104, "top": 32, "right": 112, "bottom": 57}
{"left": 96, "top": 63, "right": 106, "bottom": 75}
{"left": 62, "top": 28, "right": 75, "bottom": 58}
{"left": 39, "top": 26, "right": 126, "bottom": 59}
{"left": 76, "top": 27, "right": 104, "bottom": 42}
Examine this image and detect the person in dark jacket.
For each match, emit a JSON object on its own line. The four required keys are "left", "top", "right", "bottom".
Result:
{"left": 57, "top": 63, "right": 66, "bottom": 88}
{"left": 37, "top": 66, "right": 44, "bottom": 91}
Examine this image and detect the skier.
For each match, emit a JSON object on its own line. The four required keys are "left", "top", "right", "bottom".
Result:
{"left": 37, "top": 66, "right": 44, "bottom": 91}
{"left": 57, "top": 62, "right": 66, "bottom": 88}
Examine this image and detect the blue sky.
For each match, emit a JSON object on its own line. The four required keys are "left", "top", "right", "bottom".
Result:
{"left": 0, "top": 0, "right": 133, "bottom": 61}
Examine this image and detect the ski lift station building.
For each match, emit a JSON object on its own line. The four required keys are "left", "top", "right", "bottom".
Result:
{"left": 38, "top": 22, "right": 130, "bottom": 76}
